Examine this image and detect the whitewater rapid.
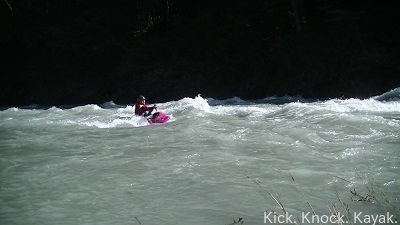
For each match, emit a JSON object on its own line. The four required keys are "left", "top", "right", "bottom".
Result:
{"left": 0, "top": 89, "right": 399, "bottom": 225}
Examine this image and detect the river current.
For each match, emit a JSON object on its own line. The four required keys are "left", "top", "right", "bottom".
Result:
{"left": 1, "top": 89, "right": 399, "bottom": 225}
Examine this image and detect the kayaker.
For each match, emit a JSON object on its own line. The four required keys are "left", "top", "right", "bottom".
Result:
{"left": 135, "top": 95, "right": 157, "bottom": 117}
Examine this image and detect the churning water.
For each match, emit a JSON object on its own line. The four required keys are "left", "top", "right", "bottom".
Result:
{"left": 1, "top": 89, "right": 399, "bottom": 225}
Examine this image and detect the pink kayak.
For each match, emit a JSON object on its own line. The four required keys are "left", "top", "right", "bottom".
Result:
{"left": 148, "top": 112, "right": 170, "bottom": 124}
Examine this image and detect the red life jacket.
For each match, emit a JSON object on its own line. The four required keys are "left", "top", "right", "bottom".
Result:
{"left": 135, "top": 103, "right": 149, "bottom": 116}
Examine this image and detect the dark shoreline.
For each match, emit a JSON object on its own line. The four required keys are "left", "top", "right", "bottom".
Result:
{"left": 1, "top": 0, "right": 400, "bottom": 106}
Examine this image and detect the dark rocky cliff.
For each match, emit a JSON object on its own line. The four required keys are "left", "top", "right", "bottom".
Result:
{"left": 1, "top": 0, "right": 399, "bottom": 106}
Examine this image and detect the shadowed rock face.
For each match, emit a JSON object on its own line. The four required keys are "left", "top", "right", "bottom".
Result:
{"left": 1, "top": 0, "right": 399, "bottom": 106}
